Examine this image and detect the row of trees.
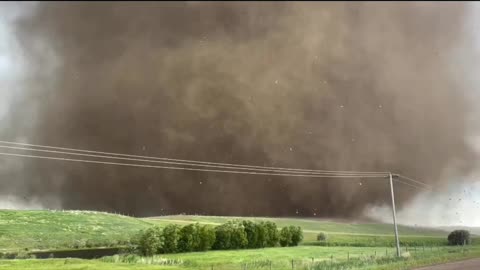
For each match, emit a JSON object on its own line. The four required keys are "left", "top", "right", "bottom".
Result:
{"left": 135, "top": 220, "right": 303, "bottom": 256}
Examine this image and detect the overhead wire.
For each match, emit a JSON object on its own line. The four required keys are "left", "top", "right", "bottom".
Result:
{"left": 0, "top": 144, "right": 388, "bottom": 176}
{"left": 0, "top": 152, "right": 389, "bottom": 179}
{"left": 0, "top": 140, "right": 388, "bottom": 175}
{"left": 396, "top": 174, "right": 431, "bottom": 188}
{"left": 0, "top": 140, "right": 432, "bottom": 190}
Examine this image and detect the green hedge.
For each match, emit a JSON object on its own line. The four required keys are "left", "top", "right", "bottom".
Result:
{"left": 134, "top": 220, "right": 302, "bottom": 255}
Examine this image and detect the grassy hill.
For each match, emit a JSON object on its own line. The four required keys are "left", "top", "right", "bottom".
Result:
{"left": 0, "top": 210, "right": 151, "bottom": 251}
{"left": 0, "top": 211, "right": 451, "bottom": 252}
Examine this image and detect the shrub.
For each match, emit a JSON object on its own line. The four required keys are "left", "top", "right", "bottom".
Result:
{"left": 162, "top": 224, "right": 180, "bottom": 253}
{"left": 229, "top": 221, "right": 248, "bottom": 249}
{"left": 242, "top": 220, "right": 262, "bottom": 248}
{"left": 448, "top": 230, "right": 471, "bottom": 246}
{"left": 279, "top": 226, "right": 303, "bottom": 247}
{"left": 196, "top": 224, "right": 216, "bottom": 251}
{"left": 279, "top": 227, "right": 292, "bottom": 247}
{"left": 178, "top": 224, "right": 196, "bottom": 252}
{"left": 213, "top": 221, "right": 247, "bottom": 250}
{"left": 213, "top": 223, "right": 232, "bottom": 250}
{"left": 289, "top": 226, "right": 303, "bottom": 246}
{"left": 262, "top": 221, "right": 279, "bottom": 247}
{"left": 138, "top": 226, "right": 163, "bottom": 256}
{"left": 317, "top": 232, "right": 328, "bottom": 242}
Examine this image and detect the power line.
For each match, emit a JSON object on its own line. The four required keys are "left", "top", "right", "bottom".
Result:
{"left": 0, "top": 140, "right": 432, "bottom": 189}
{"left": 0, "top": 145, "right": 387, "bottom": 177}
{"left": 394, "top": 178, "right": 431, "bottom": 191}
{"left": 0, "top": 152, "right": 389, "bottom": 179}
{"left": 396, "top": 174, "right": 431, "bottom": 188}
{"left": 0, "top": 140, "right": 387, "bottom": 175}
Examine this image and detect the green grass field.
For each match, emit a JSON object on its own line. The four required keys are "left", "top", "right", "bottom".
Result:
{"left": 0, "top": 210, "right": 151, "bottom": 251}
{"left": 0, "top": 210, "right": 451, "bottom": 251}
{"left": 0, "top": 210, "right": 477, "bottom": 270}
{"left": 1, "top": 246, "right": 479, "bottom": 270}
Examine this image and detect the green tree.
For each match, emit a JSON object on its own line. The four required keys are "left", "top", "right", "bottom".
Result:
{"left": 162, "top": 224, "right": 180, "bottom": 253}
{"left": 279, "top": 227, "right": 292, "bottom": 247}
{"left": 230, "top": 221, "right": 248, "bottom": 249}
{"left": 317, "top": 232, "right": 328, "bottom": 242}
{"left": 242, "top": 220, "right": 259, "bottom": 248}
{"left": 256, "top": 222, "right": 267, "bottom": 248}
{"left": 213, "top": 223, "right": 232, "bottom": 250}
{"left": 448, "top": 230, "right": 471, "bottom": 246}
{"left": 213, "top": 221, "right": 247, "bottom": 250}
{"left": 138, "top": 226, "right": 163, "bottom": 256}
{"left": 178, "top": 224, "right": 196, "bottom": 252}
{"left": 197, "top": 225, "right": 216, "bottom": 251}
{"left": 262, "top": 221, "right": 279, "bottom": 247}
{"left": 289, "top": 226, "right": 303, "bottom": 246}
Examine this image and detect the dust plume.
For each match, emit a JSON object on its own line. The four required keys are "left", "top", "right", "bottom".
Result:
{"left": 0, "top": 2, "right": 478, "bottom": 219}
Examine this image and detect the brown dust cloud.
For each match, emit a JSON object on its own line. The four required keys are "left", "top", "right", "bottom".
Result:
{"left": 0, "top": 2, "right": 478, "bottom": 218}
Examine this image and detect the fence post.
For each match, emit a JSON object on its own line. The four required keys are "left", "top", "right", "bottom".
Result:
{"left": 269, "top": 260, "right": 272, "bottom": 270}
{"left": 291, "top": 259, "right": 294, "bottom": 270}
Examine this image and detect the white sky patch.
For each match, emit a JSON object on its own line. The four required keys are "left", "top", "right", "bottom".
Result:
{"left": 366, "top": 179, "right": 480, "bottom": 227}
{"left": 0, "top": 3, "right": 30, "bottom": 121}
{"left": 0, "top": 195, "right": 60, "bottom": 210}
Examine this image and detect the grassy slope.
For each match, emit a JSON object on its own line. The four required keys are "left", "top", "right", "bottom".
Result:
{"left": 0, "top": 210, "right": 151, "bottom": 251}
{"left": 0, "top": 211, "right": 450, "bottom": 251}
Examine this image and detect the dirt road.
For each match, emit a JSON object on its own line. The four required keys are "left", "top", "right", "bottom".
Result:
{"left": 414, "top": 258, "right": 480, "bottom": 269}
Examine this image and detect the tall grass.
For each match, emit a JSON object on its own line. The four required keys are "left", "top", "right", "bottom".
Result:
{"left": 100, "top": 254, "right": 185, "bottom": 266}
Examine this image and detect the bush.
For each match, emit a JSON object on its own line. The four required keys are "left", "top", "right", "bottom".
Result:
{"left": 195, "top": 224, "right": 216, "bottom": 251}
{"left": 279, "top": 227, "right": 292, "bottom": 247}
{"left": 262, "top": 221, "right": 279, "bottom": 247}
{"left": 178, "top": 224, "right": 196, "bottom": 252}
{"left": 279, "top": 226, "right": 303, "bottom": 247}
{"left": 213, "top": 221, "right": 247, "bottom": 250}
{"left": 289, "top": 226, "right": 303, "bottom": 246}
{"left": 132, "top": 220, "right": 295, "bottom": 254}
{"left": 317, "top": 232, "right": 328, "bottom": 241}
{"left": 242, "top": 220, "right": 267, "bottom": 248}
{"left": 138, "top": 226, "right": 163, "bottom": 256}
{"left": 162, "top": 224, "right": 180, "bottom": 253}
{"left": 213, "top": 223, "right": 232, "bottom": 250}
{"left": 448, "top": 230, "right": 471, "bottom": 246}
{"left": 229, "top": 221, "right": 248, "bottom": 249}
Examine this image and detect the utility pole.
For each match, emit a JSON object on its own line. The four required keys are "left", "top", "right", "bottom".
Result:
{"left": 389, "top": 173, "right": 401, "bottom": 257}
